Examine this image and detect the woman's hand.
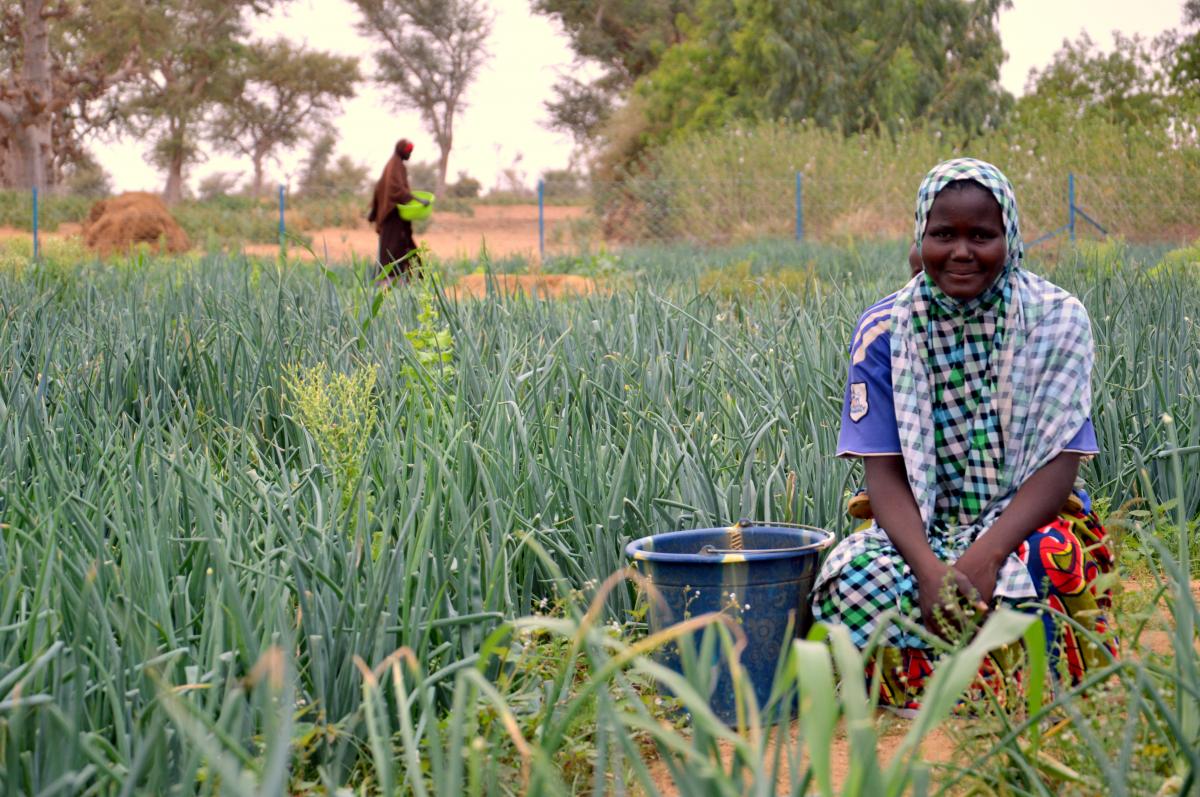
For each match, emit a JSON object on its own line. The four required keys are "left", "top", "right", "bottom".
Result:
{"left": 953, "top": 544, "right": 1002, "bottom": 605}
{"left": 913, "top": 559, "right": 989, "bottom": 639}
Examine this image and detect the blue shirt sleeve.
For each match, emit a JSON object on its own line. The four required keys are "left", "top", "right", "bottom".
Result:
{"left": 1063, "top": 418, "right": 1099, "bottom": 454}
{"left": 836, "top": 306, "right": 901, "bottom": 458}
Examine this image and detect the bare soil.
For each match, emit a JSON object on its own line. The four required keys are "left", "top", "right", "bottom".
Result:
{"left": 1, "top": 203, "right": 585, "bottom": 265}
{"left": 247, "top": 203, "right": 587, "bottom": 263}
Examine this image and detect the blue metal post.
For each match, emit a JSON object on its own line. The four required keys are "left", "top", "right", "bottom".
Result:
{"left": 795, "top": 172, "right": 804, "bottom": 241}
{"left": 31, "top": 187, "right": 39, "bottom": 260}
{"left": 537, "top": 178, "right": 545, "bottom": 261}
{"left": 1068, "top": 172, "right": 1076, "bottom": 244}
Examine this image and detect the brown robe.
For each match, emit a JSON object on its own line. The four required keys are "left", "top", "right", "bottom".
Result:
{"left": 368, "top": 139, "right": 421, "bottom": 279}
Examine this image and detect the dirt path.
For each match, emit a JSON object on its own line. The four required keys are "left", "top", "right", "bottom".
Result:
{"left": 1, "top": 204, "right": 587, "bottom": 264}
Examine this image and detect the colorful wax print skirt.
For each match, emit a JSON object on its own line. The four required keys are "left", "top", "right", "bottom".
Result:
{"left": 812, "top": 508, "right": 1119, "bottom": 713}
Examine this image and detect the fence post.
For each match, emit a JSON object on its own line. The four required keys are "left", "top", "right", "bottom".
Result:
{"left": 278, "top": 183, "right": 286, "bottom": 252}
{"left": 32, "top": 186, "right": 39, "bottom": 261}
{"left": 794, "top": 172, "right": 804, "bottom": 241}
{"left": 1068, "top": 172, "right": 1076, "bottom": 244}
{"left": 537, "top": 178, "right": 545, "bottom": 262}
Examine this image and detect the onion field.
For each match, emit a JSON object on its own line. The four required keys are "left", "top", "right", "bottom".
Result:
{"left": 0, "top": 240, "right": 1197, "bottom": 795}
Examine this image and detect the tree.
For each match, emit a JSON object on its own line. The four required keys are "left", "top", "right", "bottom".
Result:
{"left": 631, "top": 0, "right": 1011, "bottom": 148}
{"left": 298, "top": 132, "right": 371, "bottom": 198}
{"left": 196, "top": 171, "right": 243, "bottom": 200}
{"left": 446, "top": 170, "right": 481, "bottom": 198}
{"left": 351, "top": 0, "right": 492, "bottom": 195}
{"left": 210, "top": 39, "right": 359, "bottom": 197}
{"left": 533, "top": 0, "right": 695, "bottom": 146}
{"left": 1019, "top": 32, "right": 1168, "bottom": 129}
{"left": 0, "top": 0, "right": 142, "bottom": 191}
{"left": 1164, "top": 1, "right": 1200, "bottom": 117}
{"left": 61, "top": 151, "right": 113, "bottom": 197}
{"left": 120, "top": 0, "right": 275, "bottom": 204}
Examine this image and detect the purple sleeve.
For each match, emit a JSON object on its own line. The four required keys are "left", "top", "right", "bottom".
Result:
{"left": 1063, "top": 418, "right": 1099, "bottom": 454}
{"left": 836, "top": 319, "right": 901, "bottom": 458}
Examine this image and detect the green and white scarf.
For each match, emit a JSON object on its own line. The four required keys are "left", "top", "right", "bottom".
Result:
{"left": 891, "top": 158, "right": 1095, "bottom": 598}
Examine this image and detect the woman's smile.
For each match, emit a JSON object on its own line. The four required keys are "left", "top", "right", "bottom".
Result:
{"left": 919, "top": 183, "right": 1008, "bottom": 300}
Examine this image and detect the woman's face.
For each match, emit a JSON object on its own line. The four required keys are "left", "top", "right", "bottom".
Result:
{"left": 919, "top": 183, "right": 1007, "bottom": 300}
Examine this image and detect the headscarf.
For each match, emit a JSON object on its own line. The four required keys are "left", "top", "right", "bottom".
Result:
{"left": 912, "top": 159, "right": 1017, "bottom": 527}
{"left": 370, "top": 139, "right": 415, "bottom": 232}
{"left": 889, "top": 157, "right": 1095, "bottom": 598}
{"left": 913, "top": 157, "right": 1023, "bottom": 271}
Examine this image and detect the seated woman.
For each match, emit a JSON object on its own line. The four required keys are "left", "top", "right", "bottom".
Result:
{"left": 812, "top": 158, "right": 1117, "bottom": 715}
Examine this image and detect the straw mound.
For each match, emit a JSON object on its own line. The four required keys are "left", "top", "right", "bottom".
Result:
{"left": 453, "top": 273, "right": 598, "bottom": 299}
{"left": 84, "top": 192, "right": 190, "bottom": 256}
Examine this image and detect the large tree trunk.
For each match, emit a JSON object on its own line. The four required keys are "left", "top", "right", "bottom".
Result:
{"left": 14, "top": 0, "right": 53, "bottom": 192}
{"left": 0, "top": 136, "right": 23, "bottom": 187}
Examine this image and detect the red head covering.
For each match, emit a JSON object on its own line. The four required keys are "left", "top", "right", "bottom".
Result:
{"left": 396, "top": 139, "right": 414, "bottom": 157}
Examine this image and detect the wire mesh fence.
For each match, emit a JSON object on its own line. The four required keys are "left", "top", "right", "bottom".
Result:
{"left": 542, "top": 172, "right": 1200, "bottom": 257}
{"left": 4, "top": 169, "right": 1197, "bottom": 264}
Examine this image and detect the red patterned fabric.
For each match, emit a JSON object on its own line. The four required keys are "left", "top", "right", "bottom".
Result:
{"left": 872, "top": 507, "right": 1118, "bottom": 712}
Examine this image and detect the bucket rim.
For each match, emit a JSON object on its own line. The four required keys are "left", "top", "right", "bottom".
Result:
{"left": 625, "top": 523, "right": 835, "bottom": 564}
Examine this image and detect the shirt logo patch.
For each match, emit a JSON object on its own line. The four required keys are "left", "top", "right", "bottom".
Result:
{"left": 849, "top": 382, "right": 869, "bottom": 422}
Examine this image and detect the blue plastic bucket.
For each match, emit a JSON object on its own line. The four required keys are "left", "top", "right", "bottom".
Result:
{"left": 625, "top": 523, "right": 833, "bottom": 723}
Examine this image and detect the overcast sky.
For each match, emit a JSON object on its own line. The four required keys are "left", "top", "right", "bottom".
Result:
{"left": 93, "top": 0, "right": 1190, "bottom": 195}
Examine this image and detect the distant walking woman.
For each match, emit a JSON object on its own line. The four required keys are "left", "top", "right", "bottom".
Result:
{"left": 368, "top": 138, "right": 426, "bottom": 283}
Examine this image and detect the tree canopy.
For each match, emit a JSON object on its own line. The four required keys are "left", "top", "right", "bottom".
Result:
{"left": 210, "top": 39, "right": 360, "bottom": 197}
{"left": 119, "top": 0, "right": 278, "bottom": 204}
{"left": 0, "top": 0, "right": 145, "bottom": 190}
{"left": 351, "top": 0, "right": 492, "bottom": 195}
{"left": 633, "top": 0, "right": 1012, "bottom": 147}
{"left": 533, "top": 0, "right": 695, "bottom": 145}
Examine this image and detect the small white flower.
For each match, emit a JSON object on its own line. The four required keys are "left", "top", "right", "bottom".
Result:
{"left": 744, "top": 604, "right": 751, "bottom": 611}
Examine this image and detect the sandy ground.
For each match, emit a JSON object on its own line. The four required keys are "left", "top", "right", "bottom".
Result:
{"left": 0, "top": 204, "right": 587, "bottom": 264}
{"left": 247, "top": 203, "right": 587, "bottom": 263}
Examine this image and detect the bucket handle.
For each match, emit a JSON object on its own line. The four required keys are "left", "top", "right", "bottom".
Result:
{"left": 699, "top": 518, "right": 833, "bottom": 555}
{"left": 699, "top": 544, "right": 825, "bottom": 555}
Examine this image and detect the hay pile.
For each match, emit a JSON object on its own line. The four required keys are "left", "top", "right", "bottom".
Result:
{"left": 84, "top": 192, "right": 190, "bottom": 256}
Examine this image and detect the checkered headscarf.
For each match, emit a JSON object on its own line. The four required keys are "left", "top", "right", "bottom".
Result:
{"left": 890, "top": 158, "right": 1095, "bottom": 598}
{"left": 913, "top": 157, "right": 1022, "bottom": 270}
{"left": 909, "top": 159, "right": 1017, "bottom": 526}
